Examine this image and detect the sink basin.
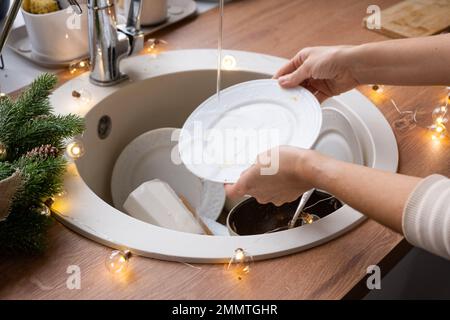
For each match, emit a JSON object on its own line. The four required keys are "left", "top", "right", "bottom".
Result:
{"left": 50, "top": 49, "right": 398, "bottom": 263}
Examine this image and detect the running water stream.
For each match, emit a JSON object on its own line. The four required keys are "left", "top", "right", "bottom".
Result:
{"left": 216, "top": 0, "right": 225, "bottom": 103}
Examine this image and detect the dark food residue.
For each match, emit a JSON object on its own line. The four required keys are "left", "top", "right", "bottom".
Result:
{"left": 229, "top": 190, "right": 342, "bottom": 235}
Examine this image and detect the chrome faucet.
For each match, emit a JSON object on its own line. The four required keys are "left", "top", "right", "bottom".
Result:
{"left": 0, "top": 0, "right": 144, "bottom": 87}
{"left": 0, "top": 0, "right": 23, "bottom": 58}
{"left": 88, "top": 0, "right": 144, "bottom": 86}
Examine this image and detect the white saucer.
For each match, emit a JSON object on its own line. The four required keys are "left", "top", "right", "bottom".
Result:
{"left": 111, "top": 128, "right": 225, "bottom": 221}
{"left": 179, "top": 79, "right": 322, "bottom": 183}
{"left": 313, "top": 107, "right": 364, "bottom": 165}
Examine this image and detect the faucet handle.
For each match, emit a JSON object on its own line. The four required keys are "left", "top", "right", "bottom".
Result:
{"left": 117, "top": 0, "right": 144, "bottom": 56}
{"left": 68, "top": 0, "right": 83, "bottom": 15}
{"left": 126, "top": 0, "right": 142, "bottom": 34}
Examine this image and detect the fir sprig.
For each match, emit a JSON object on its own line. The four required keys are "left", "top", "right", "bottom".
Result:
{"left": 0, "top": 73, "right": 84, "bottom": 254}
{"left": 10, "top": 114, "right": 84, "bottom": 159}
{"left": 0, "top": 161, "right": 14, "bottom": 181}
{"left": 13, "top": 72, "right": 55, "bottom": 121}
{"left": 12, "top": 154, "right": 67, "bottom": 207}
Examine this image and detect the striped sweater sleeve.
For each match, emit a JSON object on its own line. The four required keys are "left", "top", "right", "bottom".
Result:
{"left": 402, "top": 174, "right": 450, "bottom": 260}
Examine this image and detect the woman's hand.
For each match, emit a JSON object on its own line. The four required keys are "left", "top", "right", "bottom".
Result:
{"left": 275, "top": 35, "right": 450, "bottom": 93}
{"left": 225, "top": 146, "right": 317, "bottom": 206}
{"left": 226, "top": 145, "right": 422, "bottom": 234}
{"left": 274, "top": 46, "right": 359, "bottom": 99}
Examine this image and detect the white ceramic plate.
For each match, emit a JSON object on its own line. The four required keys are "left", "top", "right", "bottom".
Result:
{"left": 179, "top": 79, "right": 322, "bottom": 183}
{"left": 313, "top": 107, "right": 364, "bottom": 165}
{"left": 111, "top": 128, "right": 225, "bottom": 221}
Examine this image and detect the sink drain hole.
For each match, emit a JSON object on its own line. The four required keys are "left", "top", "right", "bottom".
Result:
{"left": 98, "top": 115, "right": 112, "bottom": 140}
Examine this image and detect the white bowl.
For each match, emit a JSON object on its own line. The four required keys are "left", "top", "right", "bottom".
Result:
{"left": 111, "top": 127, "right": 226, "bottom": 221}
{"left": 21, "top": 5, "right": 88, "bottom": 62}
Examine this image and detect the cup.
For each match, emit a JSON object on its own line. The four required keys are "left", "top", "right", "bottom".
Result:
{"left": 124, "top": 0, "right": 167, "bottom": 26}
{"left": 21, "top": 4, "right": 88, "bottom": 62}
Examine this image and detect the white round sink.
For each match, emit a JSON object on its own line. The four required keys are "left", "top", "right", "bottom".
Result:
{"left": 49, "top": 49, "right": 398, "bottom": 263}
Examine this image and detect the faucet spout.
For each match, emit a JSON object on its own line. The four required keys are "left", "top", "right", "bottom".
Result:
{"left": 118, "top": 0, "right": 144, "bottom": 56}
{"left": 88, "top": 0, "right": 143, "bottom": 86}
{"left": 0, "top": 0, "right": 24, "bottom": 57}
{"left": 0, "top": 0, "right": 143, "bottom": 87}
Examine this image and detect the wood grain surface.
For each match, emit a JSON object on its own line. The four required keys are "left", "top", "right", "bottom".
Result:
{"left": 1, "top": 0, "right": 449, "bottom": 300}
{"left": 367, "top": 0, "right": 450, "bottom": 38}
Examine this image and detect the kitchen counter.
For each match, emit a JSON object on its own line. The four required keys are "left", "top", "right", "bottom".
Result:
{"left": 0, "top": 0, "right": 449, "bottom": 299}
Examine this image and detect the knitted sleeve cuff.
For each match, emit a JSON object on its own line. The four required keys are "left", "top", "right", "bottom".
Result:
{"left": 402, "top": 174, "right": 450, "bottom": 260}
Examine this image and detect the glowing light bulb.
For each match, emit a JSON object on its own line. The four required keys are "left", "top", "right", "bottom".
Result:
{"left": 226, "top": 248, "right": 254, "bottom": 280}
{"left": 142, "top": 38, "right": 168, "bottom": 56}
{"left": 221, "top": 55, "right": 237, "bottom": 70}
{"left": 0, "top": 142, "right": 7, "bottom": 161}
{"left": 38, "top": 204, "right": 51, "bottom": 217}
{"left": 68, "top": 59, "right": 90, "bottom": 75}
{"left": 235, "top": 248, "right": 245, "bottom": 261}
{"left": 432, "top": 105, "right": 448, "bottom": 123}
{"left": 429, "top": 123, "right": 447, "bottom": 142}
{"left": 105, "top": 250, "right": 131, "bottom": 274}
{"left": 371, "top": 84, "right": 384, "bottom": 94}
{"left": 66, "top": 140, "right": 85, "bottom": 160}
{"left": 56, "top": 190, "right": 68, "bottom": 199}
{"left": 300, "top": 212, "right": 320, "bottom": 225}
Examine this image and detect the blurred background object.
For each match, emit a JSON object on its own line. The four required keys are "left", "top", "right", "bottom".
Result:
{"left": 0, "top": 0, "right": 10, "bottom": 20}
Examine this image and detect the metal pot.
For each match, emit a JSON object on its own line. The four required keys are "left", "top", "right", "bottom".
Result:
{"left": 227, "top": 190, "right": 343, "bottom": 236}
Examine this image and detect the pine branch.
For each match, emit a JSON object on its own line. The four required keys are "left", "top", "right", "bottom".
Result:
{"left": 9, "top": 114, "right": 84, "bottom": 158}
{"left": 0, "top": 95, "right": 17, "bottom": 146}
{"left": 0, "top": 73, "right": 58, "bottom": 156}
{"left": 14, "top": 73, "right": 56, "bottom": 120}
{"left": 12, "top": 154, "right": 67, "bottom": 207}
{"left": 0, "top": 161, "right": 14, "bottom": 181}
{"left": 0, "top": 207, "right": 52, "bottom": 254}
{"left": 0, "top": 73, "right": 84, "bottom": 255}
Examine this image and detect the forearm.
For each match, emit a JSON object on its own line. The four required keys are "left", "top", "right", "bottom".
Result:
{"left": 300, "top": 151, "right": 422, "bottom": 233}
{"left": 342, "top": 34, "right": 450, "bottom": 86}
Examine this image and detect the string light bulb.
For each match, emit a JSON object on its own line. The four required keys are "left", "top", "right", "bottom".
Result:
{"left": 429, "top": 123, "right": 447, "bottom": 142}
{"left": 142, "top": 38, "right": 168, "bottom": 56}
{"left": 47, "top": 189, "right": 70, "bottom": 214}
{"left": 105, "top": 250, "right": 132, "bottom": 275}
{"left": 66, "top": 139, "right": 85, "bottom": 160}
{"left": 371, "top": 84, "right": 384, "bottom": 94}
{"left": 432, "top": 105, "right": 448, "bottom": 122}
{"left": 221, "top": 55, "right": 237, "bottom": 70}
{"left": 429, "top": 103, "right": 448, "bottom": 143}
{"left": 55, "top": 190, "right": 68, "bottom": 199}
{"left": 300, "top": 212, "right": 320, "bottom": 225}
{"left": 226, "top": 248, "right": 254, "bottom": 280}
{"left": 38, "top": 204, "right": 51, "bottom": 217}
{"left": 68, "top": 59, "right": 91, "bottom": 75}
{"left": 0, "top": 142, "right": 7, "bottom": 161}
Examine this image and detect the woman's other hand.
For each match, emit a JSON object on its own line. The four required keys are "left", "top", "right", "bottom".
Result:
{"left": 274, "top": 46, "right": 359, "bottom": 99}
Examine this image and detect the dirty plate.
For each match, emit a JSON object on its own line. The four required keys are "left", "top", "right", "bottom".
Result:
{"left": 313, "top": 107, "right": 364, "bottom": 165}
{"left": 179, "top": 79, "right": 322, "bottom": 183}
{"left": 111, "top": 128, "right": 225, "bottom": 221}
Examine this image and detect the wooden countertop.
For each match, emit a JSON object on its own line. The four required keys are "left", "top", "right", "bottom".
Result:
{"left": 1, "top": 0, "right": 448, "bottom": 300}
